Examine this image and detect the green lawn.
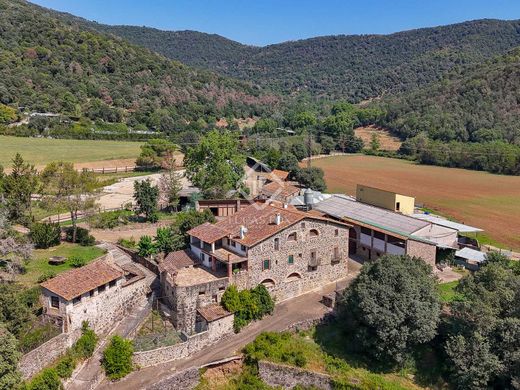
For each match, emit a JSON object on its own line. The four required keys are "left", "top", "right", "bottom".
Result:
{"left": 18, "top": 243, "right": 106, "bottom": 286}
{"left": 438, "top": 281, "right": 461, "bottom": 303}
{"left": 0, "top": 135, "right": 142, "bottom": 167}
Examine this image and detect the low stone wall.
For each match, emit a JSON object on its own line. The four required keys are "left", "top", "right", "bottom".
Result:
{"left": 258, "top": 360, "right": 333, "bottom": 390}
{"left": 146, "top": 367, "right": 200, "bottom": 390}
{"left": 116, "top": 245, "right": 159, "bottom": 274}
{"left": 134, "top": 330, "right": 211, "bottom": 367}
{"left": 19, "top": 329, "right": 81, "bottom": 379}
{"left": 283, "top": 312, "right": 335, "bottom": 333}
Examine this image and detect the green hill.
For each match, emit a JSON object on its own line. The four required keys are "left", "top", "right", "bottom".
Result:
{"left": 378, "top": 47, "right": 520, "bottom": 144}
{"left": 79, "top": 18, "right": 520, "bottom": 101}
{"left": 0, "top": 0, "right": 276, "bottom": 129}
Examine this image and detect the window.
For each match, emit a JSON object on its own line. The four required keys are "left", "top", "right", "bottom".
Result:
{"left": 241, "top": 245, "right": 247, "bottom": 252}
{"left": 301, "top": 222, "right": 306, "bottom": 229}
{"left": 262, "top": 259, "right": 271, "bottom": 271}
{"left": 73, "top": 296, "right": 81, "bottom": 306}
{"left": 374, "top": 231, "right": 385, "bottom": 240}
{"left": 274, "top": 238, "right": 280, "bottom": 251}
{"left": 288, "top": 255, "right": 294, "bottom": 264}
{"left": 98, "top": 284, "right": 106, "bottom": 293}
{"left": 287, "top": 232, "right": 297, "bottom": 241}
{"left": 334, "top": 229, "right": 339, "bottom": 237}
{"left": 51, "top": 296, "right": 59, "bottom": 308}
{"left": 109, "top": 280, "right": 116, "bottom": 288}
{"left": 89, "top": 290, "right": 95, "bottom": 297}
{"left": 200, "top": 252, "right": 204, "bottom": 262}
{"left": 309, "top": 229, "right": 319, "bottom": 237}
{"left": 361, "top": 227, "right": 371, "bottom": 235}
{"left": 332, "top": 247, "right": 340, "bottom": 264}
{"left": 199, "top": 290, "right": 206, "bottom": 296}
{"left": 396, "top": 202, "right": 400, "bottom": 211}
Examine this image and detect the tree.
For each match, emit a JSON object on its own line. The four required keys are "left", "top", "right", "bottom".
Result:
{"left": 133, "top": 179, "right": 159, "bottom": 222}
{"left": 0, "top": 325, "right": 21, "bottom": 390}
{"left": 137, "top": 235, "right": 157, "bottom": 258}
{"left": 30, "top": 222, "right": 61, "bottom": 249}
{"left": 102, "top": 335, "right": 134, "bottom": 380}
{"left": 3, "top": 153, "right": 38, "bottom": 223}
{"left": 174, "top": 209, "right": 216, "bottom": 245}
{"left": 0, "top": 104, "right": 17, "bottom": 124}
{"left": 290, "top": 143, "right": 307, "bottom": 161}
{"left": 154, "top": 227, "right": 184, "bottom": 254}
{"left": 0, "top": 283, "right": 31, "bottom": 336}
{"left": 41, "top": 162, "right": 98, "bottom": 243}
{"left": 292, "top": 167, "right": 327, "bottom": 192}
{"left": 444, "top": 261, "right": 520, "bottom": 389}
{"left": 277, "top": 153, "right": 299, "bottom": 172}
{"left": 136, "top": 139, "right": 178, "bottom": 169}
{"left": 369, "top": 133, "right": 381, "bottom": 152}
{"left": 158, "top": 152, "right": 182, "bottom": 211}
{"left": 0, "top": 236, "right": 33, "bottom": 279}
{"left": 319, "top": 135, "right": 336, "bottom": 154}
{"left": 184, "top": 130, "right": 245, "bottom": 198}
{"left": 338, "top": 255, "right": 441, "bottom": 366}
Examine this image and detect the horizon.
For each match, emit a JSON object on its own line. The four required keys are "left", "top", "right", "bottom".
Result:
{"left": 30, "top": 0, "right": 520, "bottom": 46}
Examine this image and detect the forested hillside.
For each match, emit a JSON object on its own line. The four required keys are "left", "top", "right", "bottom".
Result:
{"left": 0, "top": 0, "right": 276, "bottom": 130}
{"left": 80, "top": 18, "right": 520, "bottom": 101}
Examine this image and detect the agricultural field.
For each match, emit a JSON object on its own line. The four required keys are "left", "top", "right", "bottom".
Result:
{"left": 0, "top": 136, "right": 142, "bottom": 168}
{"left": 313, "top": 155, "right": 520, "bottom": 250}
{"left": 354, "top": 125, "right": 402, "bottom": 151}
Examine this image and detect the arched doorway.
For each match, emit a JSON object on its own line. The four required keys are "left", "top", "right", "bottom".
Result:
{"left": 349, "top": 228, "right": 358, "bottom": 255}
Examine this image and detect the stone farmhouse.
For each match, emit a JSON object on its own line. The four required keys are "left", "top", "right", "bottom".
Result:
{"left": 40, "top": 245, "right": 155, "bottom": 334}
{"left": 158, "top": 202, "right": 351, "bottom": 334}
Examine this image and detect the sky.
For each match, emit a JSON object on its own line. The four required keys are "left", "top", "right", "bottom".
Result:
{"left": 31, "top": 0, "right": 520, "bottom": 46}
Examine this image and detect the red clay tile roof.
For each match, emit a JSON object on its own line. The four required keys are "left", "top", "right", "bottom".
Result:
{"left": 260, "top": 181, "right": 299, "bottom": 198}
{"left": 197, "top": 304, "right": 232, "bottom": 322}
{"left": 159, "top": 249, "right": 198, "bottom": 274}
{"left": 271, "top": 169, "right": 289, "bottom": 181}
{"left": 41, "top": 259, "right": 123, "bottom": 301}
{"left": 188, "top": 222, "right": 229, "bottom": 243}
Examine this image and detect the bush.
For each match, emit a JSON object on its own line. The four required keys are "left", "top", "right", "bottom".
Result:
{"left": 221, "top": 285, "right": 274, "bottom": 332}
{"left": 102, "top": 335, "right": 134, "bottom": 380}
{"left": 26, "top": 367, "right": 62, "bottom": 390}
{"left": 73, "top": 322, "right": 98, "bottom": 359}
{"left": 64, "top": 227, "right": 95, "bottom": 246}
{"left": 69, "top": 256, "right": 87, "bottom": 268}
{"left": 89, "top": 210, "right": 130, "bottom": 229}
{"left": 55, "top": 355, "right": 75, "bottom": 379}
{"left": 117, "top": 237, "right": 136, "bottom": 249}
{"left": 30, "top": 222, "right": 61, "bottom": 249}
{"left": 37, "top": 270, "right": 56, "bottom": 283}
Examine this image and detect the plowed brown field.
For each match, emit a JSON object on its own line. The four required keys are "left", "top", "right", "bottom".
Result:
{"left": 313, "top": 155, "right": 520, "bottom": 250}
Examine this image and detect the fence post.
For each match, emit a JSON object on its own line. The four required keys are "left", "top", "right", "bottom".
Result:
{"left": 115, "top": 167, "right": 118, "bottom": 173}
{"left": 102, "top": 167, "right": 105, "bottom": 174}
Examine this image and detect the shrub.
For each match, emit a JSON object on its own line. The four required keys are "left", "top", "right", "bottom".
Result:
{"left": 30, "top": 222, "right": 61, "bottom": 249}
{"left": 73, "top": 322, "right": 98, "bottom": 359}
{"left": 89, "top": 210, "right": 130, "bottom": 229}
{"left": 64, "top": 227, "right": 95, "bottom": 246}
{"left": 37, "top": 271, "right": 56, "bottom": 283}
{"left": 26, "top": 368, "right": 62, "bottom": 390}
{"left": 117, "top": 237, "right": 136, "bottom": 249}
{"left": 55, "top": 355, "right": 75, "bottom": 379}
{"left": 102, "top": 335, "right": 134, "bottom": 380}
{"left": 137, "top": 235, "right": 156, "bottom": 257}
{"left": 221, "top": 285, "right": 274, "bottom": 332}
{"left": 69, "top": 256, "right": 87, "bottom": 268}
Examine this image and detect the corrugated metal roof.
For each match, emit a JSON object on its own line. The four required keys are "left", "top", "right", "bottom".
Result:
{"left": 455, "top": 247, "right": 487, "bottom": 263}
{"left": 315, "top": 195, "right": 429, "bottom": 236}
{"left": 412, "top": 214, "right": 483, "bottom": 233}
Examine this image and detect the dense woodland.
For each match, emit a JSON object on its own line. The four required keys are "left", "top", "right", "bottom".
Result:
{"left": 80, "top": 18, "right": 520, "bottom": 101}
{"left": 0, "top": 0, "right": 276, "bottom": 131}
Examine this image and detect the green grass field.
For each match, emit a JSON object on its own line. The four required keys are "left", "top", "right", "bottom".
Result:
{"left": 438, "top": 281, "right": 461, "bottom": 303}
{"left": 18, "top": 243, "right": 106, "bottom": 286}
{"left": 0, "top": 136, "right": 142, "bottom": 167}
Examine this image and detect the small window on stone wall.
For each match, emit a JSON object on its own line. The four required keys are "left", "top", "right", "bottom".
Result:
{"left": 89, "top": 290, "right": 95, "bottom": 297}
{"left": 335, "top": 229, "right": 339, "bottom": 237}
{"left": 72, "top": 296, "right": 81, "bottom": 306}
{"left": 109, "top": 280, "right": 116, "bottom": 288}
{"left": 51, "top": 296, "right": 59, "bottom": 308}
{"left": 274, "top": 238, "right": 280, "bottom": 251}
{"left": 98, "top": 284, "right": 106, "bottom": 293}
{"left": 309, "top": 229, "right": 319, "bottom": 237}
{"left": 288, "top": 232, "right": 297, "bottom": 241}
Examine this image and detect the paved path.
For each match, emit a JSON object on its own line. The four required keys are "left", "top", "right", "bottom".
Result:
{"left": 99, "top": 267, "right": 360, "bottom": 390}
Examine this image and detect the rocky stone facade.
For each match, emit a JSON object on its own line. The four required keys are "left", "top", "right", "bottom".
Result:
{"left": 258, "top": 360, "right": 333, "bottom": 390}
{"left": 41, "top": 270, "right": 151, "bottom": 335}
{"left": 406, "top": 239, "right": 437, "bottom": 267}
{"left": 246, "top": 218, "right": 349, "bottom": 301}
{"left": 146, "top": 367, "right": 200, "bottom": 390}
{"left": 162, "top": 273, "right": 229, "bottom": 334}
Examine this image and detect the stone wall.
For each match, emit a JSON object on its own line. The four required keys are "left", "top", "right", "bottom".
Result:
{"left": 164, "top": 275, "right": 228, "bottom": 334}
{"left": 247, "top": 218, "right": 349, "bottom": 302}
{"left": 116, "top": 245, "right": 159, "bottom": 274}
{"left": 19, "top": 329, "right": 81, "bottom": 379}
{"left": 146, "top": 367, "right": 200, "bottom": 390}
{"left": 133, "top": 314, "right": 233, "bottom": 368}
{"left": 258, "top": 360, "right": 333, "bottom": 390}
{"left": 406, "top": 239, "right": 437, "bottom": 267}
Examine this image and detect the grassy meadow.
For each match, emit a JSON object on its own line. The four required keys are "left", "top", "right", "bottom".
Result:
{"left": 313, "top": 155, "right": 520, "bottom": 250}
{"left": 0, "top": 136, "right": 142, "bottom": 168}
